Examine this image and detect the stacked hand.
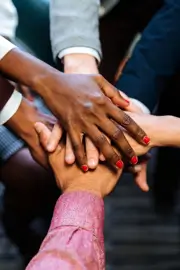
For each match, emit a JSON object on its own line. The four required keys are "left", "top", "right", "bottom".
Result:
{"left": 34, "top": 122, "right": 122, "bottom": 198}
{"left": 34, "top": 112, "right": 160, "bottom": 196}
{"left": 1, "top": 49, "right": 150, "bottom": 173}
{"left": 63, "top": 53, "right": 150, "bottom": 190}
{"left": 6, "top": 98, "right": 61, "bottom": 167}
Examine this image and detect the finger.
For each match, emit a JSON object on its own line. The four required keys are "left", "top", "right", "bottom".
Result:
{"left": 99, "top": 118, "right": 138, "bottom": 164}
{"left": 99, "top": 153, "right": 105, "bottom": 161}
{"left": 68, "top": 128, "right": 88, "bottom": 172}
{"left": 34, "top": 122, "right": 51, "bottom": 148}
{"left": 99, "top": 135, "right": 110, "bottom": 161}
{"left": 134, "top": 162, "right": 149, "bottom": 192}
{"left": 46, "top": 123, "right": 63, "bottom": 152}
{"left": 107, "top": 102, "right": 150, "bottom": 145}
{"left": 96, "top": 75, "right": 129, "bottom": 107}
{"left": 85, "top": 137, "right": 99, "bottom": 169}
{"left": 118, "top": 91, "right": 142, "bottom": 113}
{"left": 34, "top": 122, "right": 62, "bottom": 165}
{"left": 65, "top": 134, "right": 76, "bottom": 164}
{"left": 87, "top": 126, "right": 124, "bottom": 169}
{"left": 128, "top": 164, "right": 142, "bottom": 174}
{"left": 19, "top": 85, "right": 33, "bottom": 101}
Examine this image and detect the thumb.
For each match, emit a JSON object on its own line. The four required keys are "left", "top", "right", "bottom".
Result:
{"left": 34, "top": 122, "right": 51, "bottom": 149}
{"left": 97, "top": 76, "right": 129, "bottom": 107}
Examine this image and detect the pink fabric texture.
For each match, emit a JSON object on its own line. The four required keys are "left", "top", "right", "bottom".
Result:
{"left": 26, "top": 191, "right": 105, "bottom": 270}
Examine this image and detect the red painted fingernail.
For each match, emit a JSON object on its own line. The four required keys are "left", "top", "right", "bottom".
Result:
{"left": 131, "top": 156, "right": 138, "bottom": 165}
{"left": 124, "top": 99, "right": 130, "bottom": 105}
{"left": 81, "top": 165, "right": 88, "bottom": 172}
{"left": 116, "top": 160, "right": 124, "bottom": 169}
{"left": 143, "top": 136, "right": 150, "bottom": 145}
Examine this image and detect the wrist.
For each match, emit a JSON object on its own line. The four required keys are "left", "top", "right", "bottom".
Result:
{"left": 61, "top": 178, "right": 103, "bottom": 198}
{"left": 64, "top": 187, "right": 102, "bottom": 198}
{"left": 6, "top": 98, "right": 38, "bottom": 142}
{"left": 64, "top": 54, "right": 98, "bottom": 74}
{"left": 31, "top": 68, "right": 63, "bottom": 98}
{"left": 154, "top": 115, "right": 180, "bottom": 147}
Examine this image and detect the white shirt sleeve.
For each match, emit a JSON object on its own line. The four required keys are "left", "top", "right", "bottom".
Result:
{"left": 0, "top": 90, "right": 22, "bottom": 125}
{"left": 130, "top": 98, "right": 150, "bottom": 114}
{"left": 58, "top": 47, "right": 101, "bottom": 63}
{"left": 0, "top": 36, "right": 20, "bottom": 125}
{"left": 0, "top": 35, "right": 16, "bottom": 60}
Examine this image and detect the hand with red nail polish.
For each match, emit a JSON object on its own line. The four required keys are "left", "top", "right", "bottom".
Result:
{"left": 34, "top": 112, "right": 180, "bottom": 195}
{"left": 34, "top": 122, "right": 123, "bottom": 198}
{"left": 131, "top": 156, "right": 138, "bottom": 165}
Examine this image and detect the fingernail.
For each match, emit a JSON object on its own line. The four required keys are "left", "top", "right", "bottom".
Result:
{"left": 143, "top": 136, "right": 150, "bottom": 145}
{"left": 116, "top": 160, "right": 124, "bottom": 169}
{"left": 47, "top": 143, "right": 54, "bottom": 152}
{"left": 81, "top": 165, "right": 89, "bottom": 172}
{"left": 88, "top": 159, "right": 96, "bottom": 168}
{"left": 134, "top": 165, "right": 142, "bottom": 172}
{"left": 65, "top": 155, "right": 74, "bottom": 164}
{"left": 131, "top": 156, "right": 138, "bottom": 165}
{"left": 143, "top": 183, "right": 149, "bottom": 192}
{"left": 124, "top": 99, "right": 130, "bottom": 105}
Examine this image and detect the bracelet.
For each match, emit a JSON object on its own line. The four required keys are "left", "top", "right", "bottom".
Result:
{"left": 0, "top": 90, "right": 22, "bottom": 125}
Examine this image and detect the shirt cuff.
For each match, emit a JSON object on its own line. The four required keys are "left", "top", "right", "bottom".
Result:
{"left": 49, "top": 191, "right": 104, "bottom": 241}
{"left": 58, "top": 47, "right": 101, "bottom": 63}
{"left": 0, "top": 90, "right": 22, "bottom": 125}
{"left": 130, "top": 98, "right": 150, "bottom": 114}
{"left": 0, "top": 35, "right": 16, "bottom": 60}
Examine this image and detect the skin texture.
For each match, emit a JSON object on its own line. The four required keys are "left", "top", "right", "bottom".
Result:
{"left": 63, "top": 53, "right": 149, "bottom": 184}
{"left": 35, "top": 112, "right": 180, "bottom": 192}
{"left": 0, "top": 48, "right": 149, "bottom": 170}
{"left": 6, "top": 98, "right": 57, "bottom": 167}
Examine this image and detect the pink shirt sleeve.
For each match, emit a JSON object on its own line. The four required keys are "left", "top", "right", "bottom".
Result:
{"left": 26, "top": 191, "right": 105, "bottom": 270}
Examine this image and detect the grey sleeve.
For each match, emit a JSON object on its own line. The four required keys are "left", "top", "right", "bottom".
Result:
{"left": 50, "top": 0, "right": 102, "bottom": 60}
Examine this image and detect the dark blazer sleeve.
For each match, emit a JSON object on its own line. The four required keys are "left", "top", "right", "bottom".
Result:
{"left": 116, "top": 0, "right": 180, "bottom": 112}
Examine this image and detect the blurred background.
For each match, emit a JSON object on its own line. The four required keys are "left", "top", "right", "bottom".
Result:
{"left": 1, "top": 0, "right": 180, "bottom": 269}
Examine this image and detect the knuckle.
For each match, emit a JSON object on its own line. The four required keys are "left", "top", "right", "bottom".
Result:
{"left": 83, "top": 101, "right": 94, "bottom": 110}
{"left": 95, "top": 134, "right": 106, "bottom": 147}
{"left": 136, "top": 128, "right": 146, "bottom": 138}
{"left": 125, "top": 146, "right": 134, "bottom": 157}
{"left": 95, "top": 74, "right": 103, "bottom": 82}
{"left": 106, "top": 151, "right": 118, "bottom": 162}
{"left": 72, "top": 142, "right": 81, "bottom": 152}
{"left": 112, "top": 128, "right": 123, "bottom": 141}
{"left": 93, "top": 94, "right": 106, "bottom": 106}
{"left": 122, "top": 113, "right": 132, "bottom": 126}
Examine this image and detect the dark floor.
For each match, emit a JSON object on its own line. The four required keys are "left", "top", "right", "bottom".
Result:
{"left": 1, "top": 150, "right": 180, "bottom": 269}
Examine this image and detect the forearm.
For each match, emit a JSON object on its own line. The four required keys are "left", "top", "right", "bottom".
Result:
{"left": 129, "top": 114, "right": 180, "bottom": 151}
{"left": 0, "top": 47, "right": 61, "bottom": 97}
{"left": 26, "top": 191, "right": 105, "bottom": 270}
{"left": 154, "top": 116, "right": 180, "bottom": 148}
